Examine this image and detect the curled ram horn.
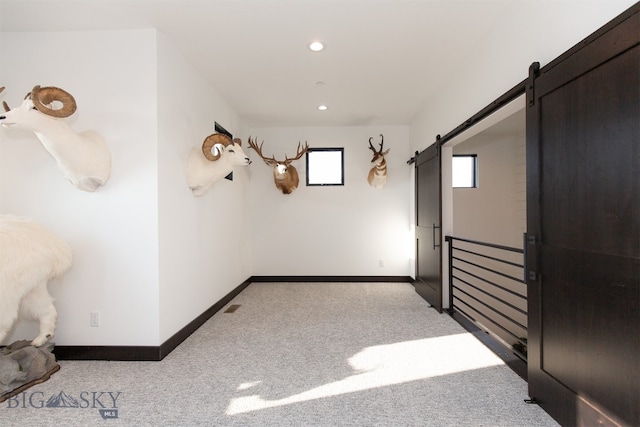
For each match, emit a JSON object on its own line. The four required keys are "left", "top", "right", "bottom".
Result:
{"left": 29, "top": 85, "right": 77, "bottom": 118}
{"left": 202, "top": 133, "right": 233, "bottom": 161}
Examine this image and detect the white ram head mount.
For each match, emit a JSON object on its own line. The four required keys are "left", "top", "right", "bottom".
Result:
{"left": 186, "top": 133, "right": 251, "bottom": 196}
{"left": 0, "top": 85, "right": 111, "bottom": 192}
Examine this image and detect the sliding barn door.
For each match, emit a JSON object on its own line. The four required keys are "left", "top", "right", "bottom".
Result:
{"left": 526, "top": 5, "right": 639, "bottom": 426}
{"left": 415, "top": 141, "right": 442, "bottom": 311}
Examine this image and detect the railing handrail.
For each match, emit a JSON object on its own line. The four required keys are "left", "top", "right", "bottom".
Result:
{"left": 445, "top": 235, "right": 523, "bottom": 254}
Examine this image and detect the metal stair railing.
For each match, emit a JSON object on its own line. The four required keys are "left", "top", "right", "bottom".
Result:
{"left": 445, "top": 236, "right": 528, "bottom": 360}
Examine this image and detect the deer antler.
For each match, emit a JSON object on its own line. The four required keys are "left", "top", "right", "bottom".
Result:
{"left": 247, "top": 136, "right": 278, "bottom": 166}
{"left": 284, "top": 141, "right": 309, "bottom": 164}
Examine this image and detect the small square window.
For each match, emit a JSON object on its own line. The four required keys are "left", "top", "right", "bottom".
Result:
{"left": 306, "top": 148, "right": 344, "bottom": 186}
{"left": 453, "top": 154, "right": 477, "bottom": 188}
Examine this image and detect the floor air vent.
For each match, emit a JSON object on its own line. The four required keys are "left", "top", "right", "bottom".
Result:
{"left": 224, "top": 304, "right": 241, "bottom": 313}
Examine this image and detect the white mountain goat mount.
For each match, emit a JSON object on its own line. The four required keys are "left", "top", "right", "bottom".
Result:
{"left": 367, "top": 134, "right": 390, "bottom": 189}
{"left": 186, "top": 133, "right": 251, "bottom": 196}
{"left": 0, "top": 86, "right": 111, "bottom": 192}
{"left": 0, "top": 215, "right": 73, "bottom": 347}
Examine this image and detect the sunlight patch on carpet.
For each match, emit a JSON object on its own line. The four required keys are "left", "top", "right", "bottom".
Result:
{"left": 226, "top": 332, "right": 504, "bottom": 415}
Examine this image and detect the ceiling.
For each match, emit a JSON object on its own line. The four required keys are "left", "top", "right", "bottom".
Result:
{"left": 0, "top": 0, "right": 518, "bottom": 127}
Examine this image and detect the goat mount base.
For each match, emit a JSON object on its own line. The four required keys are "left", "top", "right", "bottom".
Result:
{"left": 0, "top": 340, "right": 60, "bottom": 403}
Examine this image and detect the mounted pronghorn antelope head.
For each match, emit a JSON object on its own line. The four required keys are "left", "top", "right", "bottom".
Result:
{"left": 0, "top": 85, "right": 111, "bottom": 192}
{"left": 247, "top": 136, "right": 309, "bottom": 195}
{"left": 367, "top": 134, "right": 389, "bottom": 189}
{"left": 186, "top": 133, "right": 251, "bottom": 196}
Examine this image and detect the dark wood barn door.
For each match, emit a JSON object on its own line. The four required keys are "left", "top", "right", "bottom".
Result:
{"left": 415, "top": 141, "right": 442, "bottom": 311}
{"left": 525, "top": 5, "right": 639, "bottom": 426}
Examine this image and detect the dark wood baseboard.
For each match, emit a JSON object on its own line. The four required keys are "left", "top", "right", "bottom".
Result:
{"left": 449, "top": 311, "right": 527, "bottom": 381}
{"left": 53, "top": 345, "right": 161, "bottom": 361}
{"left": 251, "top": 275, "right": 413, "bottom": 283}
{"left": 53, "top": 276, "right": 412, "bottom": 361}
{"left": 54, "top": 278, "right": 252, "bottom": 361}
{"left": 158, "top": 277, "right": 251, "bottom": 359}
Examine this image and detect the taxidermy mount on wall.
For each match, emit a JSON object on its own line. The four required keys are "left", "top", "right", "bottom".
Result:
{"left": 186, "top": 133, "right": 251, "bottom": 196}
{"left": 367, "top": 134, "right": 389, "bottom": 189}
{"left": 0, "top": 86, "right": 111, "bottom": 192}
{"left": 247, "top": 136, "right": 309, "bottom": 194}
{"left": 0, "top": 215, "right": 73, "bottom": 347}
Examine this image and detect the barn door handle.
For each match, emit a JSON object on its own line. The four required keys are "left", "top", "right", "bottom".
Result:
{"left": 524, "top": 233, "right": 538, "bottom": 281}
{"left": 433, "top": 224, "right": 441, "bottom": 250}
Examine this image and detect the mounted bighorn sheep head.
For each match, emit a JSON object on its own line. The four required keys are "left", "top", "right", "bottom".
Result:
{"left": 367, "top": 134, "right": 390, "bottom": 189}
{"left": 0, "top": 85, "right": 111, "bottom": 192}
{"left": 186, "top": 133, "right": 251, "bottom": 196}
{"left": 247, "top": 136, "right": 309, "bottom": 195}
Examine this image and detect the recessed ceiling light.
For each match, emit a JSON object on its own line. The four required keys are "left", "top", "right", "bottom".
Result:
{"left": 318, "top": 105, "right": 328, "bottom": 111}
{"left": 309, "top": 41, "right": 324, "bottom": 52}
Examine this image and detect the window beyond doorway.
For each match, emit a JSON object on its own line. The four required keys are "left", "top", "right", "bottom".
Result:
{"left": 452, "top": 154, "right": 477, "bottom": 188}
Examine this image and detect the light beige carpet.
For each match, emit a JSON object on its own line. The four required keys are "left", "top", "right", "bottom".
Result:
{"left": 0, "top": 282, "right": 559, "bottom": 426}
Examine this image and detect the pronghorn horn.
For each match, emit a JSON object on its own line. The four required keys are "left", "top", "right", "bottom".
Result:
{"left": 368, "top": 137, "right": 377, "bottom": 152}
{"left": 0, "top": 87, "right": 8, "bottom": 112}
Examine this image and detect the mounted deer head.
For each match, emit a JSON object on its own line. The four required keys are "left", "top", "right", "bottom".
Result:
{"left": 186, "top": 133, "right": 251, "bottom": 196}
{"left": 247, "top": 136, "right": 309, "bottom": 194}
{"left": 367, "top": 134, "right": 389, "bottom": 189}
{"left": 0, "top": 85, "right": 111, "bottom": 192}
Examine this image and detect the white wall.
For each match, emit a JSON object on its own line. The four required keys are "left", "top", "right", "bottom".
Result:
{"left": 156, "top": 32, "right": 251, "bottom": 343}
{"left": 452, "top": 120, "right": 526, "bottom": 248}
{"left": 1, "top": 30, "right": 161, "bottom": 345}
{"left": 410, "top": 0, "right": 637, "bottom": 156}
{"left": 247, "top": 126, "right": 412, "bottom": 277}
{"left": 0, "top": 29, "right": 253, "bottom": 347}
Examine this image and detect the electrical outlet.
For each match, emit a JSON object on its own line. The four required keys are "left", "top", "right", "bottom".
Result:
{"left": 379, "top": 259, "right": 385, "bottom": 267}
{"left": 90, "top": 311, "right": 101, "bottom": 327}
